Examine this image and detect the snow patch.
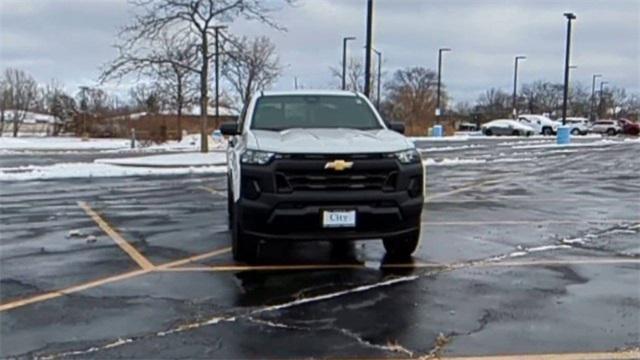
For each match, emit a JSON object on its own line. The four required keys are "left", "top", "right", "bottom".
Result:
{"left": 95, "top": 152, "right": 227, "bottom": 167}
{"left": 0, "top": 162, "right": 227, "bottom": 181}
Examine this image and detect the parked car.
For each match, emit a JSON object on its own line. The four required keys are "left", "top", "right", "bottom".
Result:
{"left": 563, "top": 117, "right": 591, "bottom": 135}
{"left": 517, "top": 114, "right": 559, "bottom": 135}
{"left": 481, "top": 119, "right": 535, "bottom": 136}
{"left": 220, "top": 90, "right": 423, "bottom": 262}
{"left": 617, "top": 119, "right": 640, "bottom": 136}
{"left": 590, "top": 120, "right": 621, "bottom": 136}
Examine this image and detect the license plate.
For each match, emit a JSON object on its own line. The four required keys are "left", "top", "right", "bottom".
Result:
{"left": 322, "top": 210, "right": 356, "bottom": 228}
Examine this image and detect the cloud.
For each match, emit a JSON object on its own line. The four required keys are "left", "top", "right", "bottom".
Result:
{"left": 0, "top": 0, "right": 638, "bottom": 103}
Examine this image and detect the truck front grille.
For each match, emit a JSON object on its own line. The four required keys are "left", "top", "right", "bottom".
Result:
{"left": 273, "top": 154, "right": 398, "bottom": 192}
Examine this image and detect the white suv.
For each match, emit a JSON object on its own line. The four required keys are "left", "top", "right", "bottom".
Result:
{"left": 590, "top": 120, "right": 621, "bottom": 136}
{"left": 518, "top": 114, "right": 559, "bottom": 135}
{"left": 220, "top": 90, "right": 424, "bottom": 262}
{"left": 564, "top": 117, "right": 591, "bottom": 135}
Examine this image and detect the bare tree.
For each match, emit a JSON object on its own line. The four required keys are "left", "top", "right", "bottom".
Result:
{"left": 223, "top": 36, "right": 282, "bottom": 110}
{"left": 129, "top": 83, "right": 164, "bottom": 113}
{"left": 381, "top": 67, "right": 438, "bottom": 135}
{"left": 476, "top": 88, "right": 511, "bottom": 120}
{"left": 330, "top": 57, "right": 365, "bottom": 92}
{"left": 101, "top": 32, "right": 198, "bottom": 140}
{"left": 0, "top": 78, "right": 8, "bottom": 136}
{"left": 2, "top": 68, "right": 38, "bottom": 137}
{"left": 103, "top": 0, "right": 292, "bottom": 152}
{"left": 41, "top": 80, "right": 76, "bottom": 135}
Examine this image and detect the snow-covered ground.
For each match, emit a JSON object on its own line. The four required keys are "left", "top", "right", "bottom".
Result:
{"left": 0, "top": 134, "right": 226, "bottom": 153}
{"left": 0, "top": 162, "right": 227, "bottom": 181}
{"left": 410, "top": 134, "right": 603, "bottom": 142}
{"left": 95, "top": 152, "right": 227, "bottom": 167}
{"left": 0, "top": 137, "right": 131, "bottom": 151}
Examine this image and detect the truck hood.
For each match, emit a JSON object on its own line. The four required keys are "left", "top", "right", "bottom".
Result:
{"left": 247, "top": 128, "right": 414, "bottom": 154}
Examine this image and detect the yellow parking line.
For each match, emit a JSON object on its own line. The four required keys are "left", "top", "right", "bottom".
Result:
{"left": 158, "top": 263, "right": 369, "bottom": 272}
{"left": 424, "top": 219, "right": 639, "bottom": 226}
{"left": 392, "top": 258, "right": 640, "bottom": 269}
{"left": 440, "top": 349, "right": 640, "bottom": 360}
{"left": 158, "top": 258, "right": 639, "bottom": 273}
{"left": 0, "top": 246, "right": 231, "bottom": 312}
{"left": 426, "top": 177, "right": 506, "bottom": 201}
{"left": 478, "top": 258, "right": 640, "bottom": 268}
{"left": 0, "top": 269, "right": 151, "bottom": 312}
{"left": 156, "top": 247, "right": 232, "bottom": 269}
{"left": 78, "top": 201, "right": 154, "bottom": 270}
{"left": 197, "top": 185, "right": 225, "bottom": 196}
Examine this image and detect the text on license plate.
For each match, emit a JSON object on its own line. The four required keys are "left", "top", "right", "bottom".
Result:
{"left": 322, "top": 210, "right": 356, "bottom": 228}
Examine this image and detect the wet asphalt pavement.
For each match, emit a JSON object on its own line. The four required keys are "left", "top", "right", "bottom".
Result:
{"left": 1, "top": 136, "right": 639, "bottom": 359}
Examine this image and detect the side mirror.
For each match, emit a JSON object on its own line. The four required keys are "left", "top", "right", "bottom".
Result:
{"left": 219, "top": 122, "right": 239, "bottom": 136}
{"left": 388, "top": 122, "right": 405, "bottom": 134}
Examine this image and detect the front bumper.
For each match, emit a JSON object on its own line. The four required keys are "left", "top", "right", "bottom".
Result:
{"left": 237, "top": 158, "right": 423, "bottom": 241}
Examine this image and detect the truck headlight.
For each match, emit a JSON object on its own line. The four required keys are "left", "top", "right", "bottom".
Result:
{"left": 241, "top": 150, "right": 275, "bottom": 165}
{"left": 394, "top": 149, "right": 421, "bottom": 164}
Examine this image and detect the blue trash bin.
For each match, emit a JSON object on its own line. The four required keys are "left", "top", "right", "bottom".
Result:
{"left": 556, "top": 125, "right": 571, "bottom": 145}
{"left": 433, "top": 125, "right": 443, "bottom": 138}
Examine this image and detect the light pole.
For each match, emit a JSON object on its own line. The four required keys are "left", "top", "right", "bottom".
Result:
{"left": 590, "top": 74, "right": 601, "bottom": 121}
{"left": 599, "top": 80, "right": 608, "bottom": 118}
{"left": 213, "top": 25, "right": 227, "bottom": 119}
{"left": 363, "top": 0, "right": 374, "bottom": 98}
{"left": 436, "top": 48, "right": 451, "bottom": 121}
{"left": 512, "top": 55, "right": 526, "bottom": 119}
{"left": 342, "top": 37, "right": 356, "bottom": 90}
{"left": 561, "top": 12, "right": 576, "bottom": 126}
{"left": 373, "top": 48, "right": 382, "bottom": 109}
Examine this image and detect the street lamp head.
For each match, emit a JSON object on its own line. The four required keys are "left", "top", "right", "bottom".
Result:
{"left": 569, "top": 65, "right": 578, "bottom": 69}
{"left": 344, "top": 36, "right": 356, "bottom": 41}
{"left": 516, "top": 55, "right": 526, "bottom": 60}
{"left": 564, "top": 12, "right": 576, "bottom": 20}
{"left": 594, "top": 74, "right": 602, "bottom": 78}
{"left": 439, "top": 48, "right": 451, "bottom": 52}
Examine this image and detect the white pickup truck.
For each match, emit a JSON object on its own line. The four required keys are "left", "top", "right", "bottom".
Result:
{"left": 517, "top": 114, "right": 559, "bottom": 135}
{"left": 220, "top": 90, "right": 424, "bottom": 262}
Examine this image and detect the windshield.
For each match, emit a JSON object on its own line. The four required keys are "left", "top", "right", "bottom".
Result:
{"left": 251, "top": 95, "right": 382, "bottom": 131}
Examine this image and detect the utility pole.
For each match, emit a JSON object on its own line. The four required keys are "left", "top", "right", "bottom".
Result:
{"left": 342, "top": 37, "right": 356, "bottom": 90}
{"left": 512, "top": 56, "right": 526, "bottom": 119}
{"left": 590, "top": 74, "right": 602, "bottom": 121}
{"left": 213, "top": 26, "right": 227, "bottom": 120}
{"left": 436, "top": 48, "right": 451, "bottom": 123}
{"left": 363, "top": 0, "right": 373, "bottom": 97}
{"left": 599, "top": 80, "right": 608, "bottom": 118}
{"left": 561, "top": 12, "right": 576, "bottom": 126}
{"left": 373, "top": 48, "right": 382, "bottom": 109}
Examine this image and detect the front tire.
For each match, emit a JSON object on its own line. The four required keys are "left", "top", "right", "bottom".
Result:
{"left": 232, "top": 204, "right": 259, "bottom": 263}
{"left": 607, "top": 128, "right": 616, "bottom": 136}
{"left": 542, "top": 127, "right": 553, "bottom": 136}
{"left": 383, "top": 230, "right": 420, "bottom": 259}
{"left": 512, "top": 130, "right": 520, "bottom": 136}
{"left": 571, "top": 128, "right": 580, "bottom": 135}
{"left": 484, "top": 129, "right": 493, "bottom": 136}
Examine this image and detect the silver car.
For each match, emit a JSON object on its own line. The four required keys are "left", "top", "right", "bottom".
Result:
{"left": 482, "top": 119, "right": 535, "bottom": 136}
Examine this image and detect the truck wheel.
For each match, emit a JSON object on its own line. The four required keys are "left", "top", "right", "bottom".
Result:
{"left": 383, "top": 230, "right": 420, "bottom": 258}
{"left": 232, "top": 205, "right": 258, "bottom": 262}
{"left": 542, "top": 127, "right": 553, "bottom": 136}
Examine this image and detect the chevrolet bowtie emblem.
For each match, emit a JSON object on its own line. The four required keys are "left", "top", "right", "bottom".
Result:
{"left": 325, "top": 160, "right": 353, "bottom": 171}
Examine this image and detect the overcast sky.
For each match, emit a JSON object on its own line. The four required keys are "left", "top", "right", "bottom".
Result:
{"left": 1, "top": 0, "right": 638, "bottom": 103}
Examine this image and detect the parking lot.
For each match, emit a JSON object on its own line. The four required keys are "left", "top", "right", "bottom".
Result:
{"left": 1, "top": 136, "right": 639, "bottom": 359}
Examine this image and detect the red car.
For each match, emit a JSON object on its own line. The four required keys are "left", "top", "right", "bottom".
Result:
{"left": 618, "top": 119, "right": 640, "bottom": 136}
